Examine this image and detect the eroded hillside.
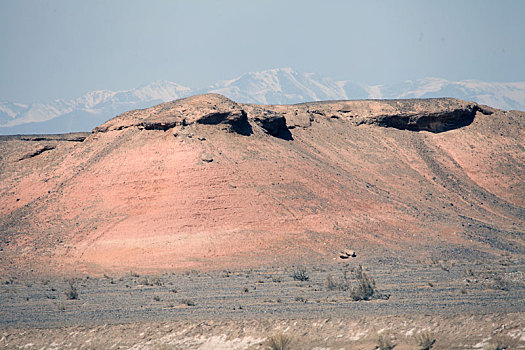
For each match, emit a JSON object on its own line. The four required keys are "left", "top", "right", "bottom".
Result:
{"left": 0, "top": 94, "right": 523, "bottom": 275}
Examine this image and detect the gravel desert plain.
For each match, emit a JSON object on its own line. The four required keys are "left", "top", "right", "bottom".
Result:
{"left": 0, "top": 94, "right": 524, "bottom": 349}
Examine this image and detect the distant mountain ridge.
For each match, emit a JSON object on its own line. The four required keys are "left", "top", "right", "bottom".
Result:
{"left": 1, "top": 68, "right": 524, "bottom": 134}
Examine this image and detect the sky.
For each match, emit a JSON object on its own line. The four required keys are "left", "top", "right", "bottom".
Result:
{"left": 1, "top": 0, "right": 524, "bottom": 103}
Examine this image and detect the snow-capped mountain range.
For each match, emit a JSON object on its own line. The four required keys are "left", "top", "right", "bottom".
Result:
{"left": 2, "top": 67, "right": 524, "bottom": 134}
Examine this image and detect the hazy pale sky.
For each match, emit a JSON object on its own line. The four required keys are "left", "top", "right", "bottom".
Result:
{"left": 1, "top": 0, "right": 524, "bottom": 103}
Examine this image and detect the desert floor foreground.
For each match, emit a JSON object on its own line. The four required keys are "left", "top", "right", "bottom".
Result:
{"left": 1, "top": 257, "right": 524, "bottom": 349}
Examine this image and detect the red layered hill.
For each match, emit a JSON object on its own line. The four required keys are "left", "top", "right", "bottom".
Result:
{"left": 0, "top": 94, "right": 523, "bottom": 275}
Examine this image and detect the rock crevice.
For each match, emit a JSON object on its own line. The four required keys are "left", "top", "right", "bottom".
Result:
{"left": 18, "top": 145, "right": 55, "bottom": 161}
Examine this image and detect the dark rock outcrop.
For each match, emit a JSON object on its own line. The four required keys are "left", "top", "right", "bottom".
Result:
{"left": 196, "top": 110, "right": 253, "bottom": 136}
{"left": 0, "top": 133, "right": 89, "bottom": 142}
{"left": 360, "top": 105, "right": 480, "bottom": 133}
{"left": 93, "top": 94, "right": 254, "bottom": 136}
{"left": 18, "top": 145, "right": 55, "bottom": 161}
{"left": 141, "top": 121, "right": 180, "bottom": 131}
{"left": 254, "top": 115, "right": 292, "bottom": 140}
{"left": 93, "top": 94, "right": 491, "bottom": 138}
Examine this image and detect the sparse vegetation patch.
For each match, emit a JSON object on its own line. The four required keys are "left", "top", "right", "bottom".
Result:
{"left": 324, "top": 273, "right": 349, "bottom": 291}
{"left": 415, "top": 331, "right": 436, "bottom": 350}
{"left": 180, "top": 298, "right": 195, "bottom": 306}
{"left": 350, "top": 265, "right": 376, "bottom": 301}
{"left": 376, "top": 333, "right": 396, "bottom": 350}
{"left": 291, "top": 266, "right": 309, "bottom": 281}
{"left": 264, "top": 333, "right": 292, "bottom": 350}
{"left": 65, "top": 279, "right": 79, "bottom": 300}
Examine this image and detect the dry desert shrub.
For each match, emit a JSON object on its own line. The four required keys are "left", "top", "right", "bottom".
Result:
{"left": 264, "top": 333, "right": 292, "bottom": 350}
{"left": 139, "top": 277, "right": 153, "bottom": 286}
{"left": 376, "top": 333, "right": 396, "bottom": 350}
{"left": 489, "top": 276, "right": 510, "bottom": 291}
{"left": 324, "top": 273, "right": 349, "bottom": 291}
{"left": 291, "top": 266, "right": 309, "bottom": 281}
{"left": 415, "top": 331, "right": 436, "bottom": 350}
{"left": 324, "top": 274, "right": 338, "bottom": 290}
{"left": 65, "top": 279, "right": 79, "bottom": 300}
{"left": 180, "top": 298, "right": 195, "bottom": 306}
{"left": 485, "top": 334, "right": 519, "bottom": 350}
{"left": 325, "top": 265, "right": 381, "bottom": 300}
{"left": 350, "top": 265, "right": 375, "bottom": 301}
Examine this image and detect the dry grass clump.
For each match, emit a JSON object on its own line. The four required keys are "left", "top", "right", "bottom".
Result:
{"left": 376, "top": 333, "right": 396, "bottom": 350}
{"left": 65, "top": 279, "right": 79, "bottom": 300}
{"left": 486, "top": 334, "right": 519, "bottom": 350}
{"left": 324, "top": 274, "right": 338, "bottom": 290}
{"left": 324, "top": 273, "right": 349, "bottom": 291}
{"left": 325, "top": 265, "right": 385, "bottom": 301}
{"left": 415, "top": 331, "right": 436, "bottom": 349}
{"left": 350, "top": 265, "right": 375, "bottom": 301}
{"left": 264, "top": 333, "right": 292, "bottom": 350}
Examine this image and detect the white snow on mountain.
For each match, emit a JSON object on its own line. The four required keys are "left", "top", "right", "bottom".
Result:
{"left": 0, "top": 101, "right": 28, "bottom": 119}
{"left": 373, "top": 78, "right": 525, "bottom": 111}
{"left": 0, "top": 81, "right": 192, "bottom": 134}
{"left": 1, "top": 69, "right": 524, "bottom": 134}
{"left": 204, "top": 67, "right": 364, "bottom": 104}
{"left": 207, "top": 70, "right": 525, "bottom": 110}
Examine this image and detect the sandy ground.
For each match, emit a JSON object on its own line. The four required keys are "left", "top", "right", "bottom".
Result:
{"left": 2, "top": 313, "right": 525, "bottom": 349}
{"left": 1, "top": 258, "right": 524, "bottom": 349}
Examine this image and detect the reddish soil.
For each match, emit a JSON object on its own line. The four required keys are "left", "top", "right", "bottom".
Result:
{"left": 0, "top": 94, "right": 523, "bottom": 276}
